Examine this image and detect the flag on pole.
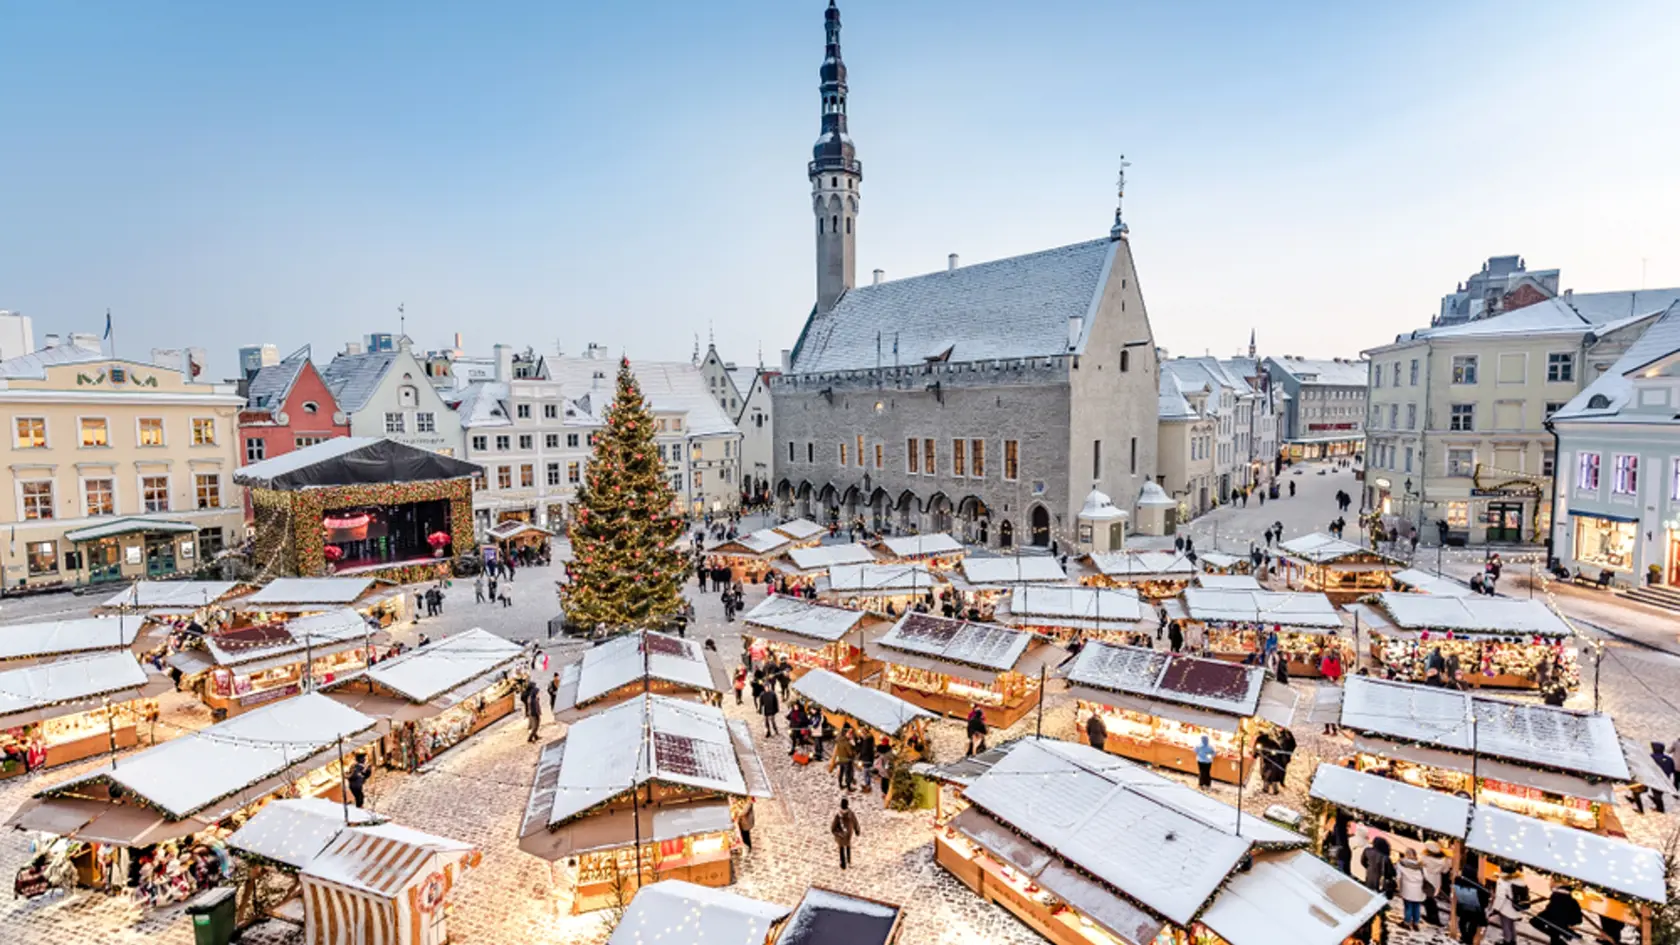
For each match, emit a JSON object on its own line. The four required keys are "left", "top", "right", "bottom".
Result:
{"left": 103, "top": 310, "right": 112, "bottom": 340}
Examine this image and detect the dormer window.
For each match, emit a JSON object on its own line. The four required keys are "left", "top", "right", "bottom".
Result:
{"left": 1587, "top": 394, "right": 1611, "bottom": 410}
{"left": 302, "top": 401, "right": 319, "bottom": 414}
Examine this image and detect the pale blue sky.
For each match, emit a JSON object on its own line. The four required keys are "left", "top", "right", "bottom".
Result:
{"left": 2, "top": 1, "right": 1677, "bottom": 375}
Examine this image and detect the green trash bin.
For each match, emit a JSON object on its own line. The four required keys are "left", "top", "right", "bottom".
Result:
{"left": 186, "top": 886, "right": 237, "bottom": 945}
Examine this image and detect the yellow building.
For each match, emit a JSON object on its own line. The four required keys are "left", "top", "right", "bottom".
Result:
{"left": 0, "top": 342, "right": 245, "bottom": 590}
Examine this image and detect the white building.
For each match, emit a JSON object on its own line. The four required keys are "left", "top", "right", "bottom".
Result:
{"left": 1265, "top": 356, "right": 1369, "bottom": 461}
{"left": 319, "top": 339, "right": 465, "bottom": 457}
{"left": 736, "top": 367, "right": 776, "bottom": 502}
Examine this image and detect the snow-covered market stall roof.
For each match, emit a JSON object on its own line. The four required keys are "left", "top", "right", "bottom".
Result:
{"left": 1355, "top": 592, "right": 1573, "bottom": 638}
{"left": 784, "top": 542, "right": 877, "bottom": 573}
{"left": 742, "top": 597, "right": 870, "bottom": 648}
{"left": 995, "top": 584, "right": 1151, "bottom": 633}
{"left": 866, "top": 613, "right": 1060, "bottom": 684}
{"left": 326, "top": 627, "right": 521, "bottom": 720}
{"left": 607, "top": 880, "right": 791, "bottom": 945}
{"left": 771, "top": 518, "right": 827, "bottom": 543}
{"left": 774, "top": 886, "right": 905, "bottom": 945}
{"left": 1065, "top": 642, "right": 1296, "bottom": 730}
{"left": 792, "top": 668, "right": 935, "bottom": 738}
{"left": 710, "top": 528, "right": 793, "bottom": 558}
{"left": 194, "top": 609, "right": 372, "bottom": 673}
{"left": 1310, "top": 764, "right": 1666, "bottom": 904}
{"left": 1389, "top": 569, "right": 1471, "bottom": 597}
{"left": 1329, "top": 676, "right": 1628, "bottom": 789}
{"left": 876, "top": 533, "right": 965, "bottom": 560}
{"left": 518, "top": 694, "right": 772, "bottom": 861}
{"left": 824, "top": 563, "right": 941, "bottom": 595}
{"left": 552, "top": 630, "right": 729, "bottom": 719}
{"left": 1087, "top": 550, "right": 1197, "bottom": 580}
{"left": 15, "top": 694, "right": 379, "bottom": 845}
{"left": 956, "top": 738, "right": 1383, "bottom": 941}
{"left": 96, "top": 580, "right": 246, "bottom": 615}
{"left": 235, "top": 577, "right": 383, "bottom": 610}
{"left": 1171, "top": 588, "right": 1344, "bottom": 630}
{"left": 1195, "top": 573, "right": 1263, "bottom": 591}
{"left": 227, "top": 797, "right": 383, "bottom": 871}
{"left": 232, "top": 436, "right": 481, "bottom": 490}
{"left": 1195, "top": 552, "right": 1244, "bottom": 572}
{"left": 957, "top": 555, "right": 1068, "bottom": 588}
{"left": 0, "top": 651, "right": 169, "bottom": 729}
{"left": 1278, "top": 533, "right": 1405, "bottom": 567}
{"left": 0, "top": 616, "right": 142, "bottom": 664}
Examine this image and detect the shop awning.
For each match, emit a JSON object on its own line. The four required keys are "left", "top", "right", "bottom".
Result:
{"left": 1199, "top": 849, "right": 1389, "bottom": 945}
{"left": 6, "top": 796, "right": 210, "bottom": 847}
{"left": 518, "top": 800, "right": 734, "bottom": 861}
{"left": 166, "top": 649, "right": 215, "bottom": 675}
{"left": 1350, "top": 734, "right": 1616, "bottom": 803}
{"left": 1569, "top": 509, "right": 1639, "bottom": 524}
{"left": 1308, "top": 764, "right": 1473, "bottom": 839}
{"left": 863, "top": 639, "right": 999, "bottom": 686}
{"left": 63, "top": 516, "right": 197, "bottom": 543}
{"left": 727, "top": 719, "right": 774, "bottom": 799}
{"left": 0, "top": 653, "right": 171, "bottom": 730}
{"left": 1068, "top": 685, "right": 1242, "bottom": 733}
{"left": 793, "top": 669, "right": 936, "bottom": 738}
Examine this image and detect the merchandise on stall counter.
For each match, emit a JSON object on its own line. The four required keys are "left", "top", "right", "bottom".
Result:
{"left": 1376, "top": 636, "right": 1579, "bottom": 688}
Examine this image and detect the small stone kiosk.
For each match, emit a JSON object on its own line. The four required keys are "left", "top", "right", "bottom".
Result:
{"left": 519, "top": 694, "right": 772, "bottom": 914}
{"left": 551, "top": 630, "right": 731, "bottom": 722}
{"left": 1349, "top": 592, "right": 1577, "bottom": 690}
{"left": 1065, "top": 641, "right": 1295, "bottom": 784}
{"left": 1276, "top": 532, "right": 1404, "bottom": 603}
{"left": 864, "top": 613, "right": 1063, "bottom": 728}
{"left": 1320, "top": 676, "right": 1630, "bottom": 834}
{"left": 740, "top": 596, "right": 880, "bottom": 682}
{"left": 1131, "top": 481, "right": 1178, "bottom": 537}
{"left": 1075, "top": 488, "right": 1129, "bottom": 553}
{"left": 934, "top": 738, "right": 1386, "bottom": 945}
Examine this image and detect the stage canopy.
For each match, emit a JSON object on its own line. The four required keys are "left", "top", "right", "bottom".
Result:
{"left": 233, "top": 436, "right": 481, "bottom": 491}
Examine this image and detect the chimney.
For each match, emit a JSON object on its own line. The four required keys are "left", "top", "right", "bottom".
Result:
{"left": 43, "top": 333, "right": 60, "bottom": 348}
{"left": 493, "top": 343, "right": 513, "bottom": 383}
{"left": 453, "top": 332, "right": 464, "bottom": 351}
{"left": 948, "top": 254, "right": 959, "bottom": 272}
{"left": 780, "top": 348, "right": 793, "bottom": 373}
{"left": 1068, "top": 316, "right": 1084, "bottom": 352}
{"left": 872, "top": 269, "right": 884, "bottom": 286}
{"left": 345, "top": 341, "right": 363, "bottom": 355}
{"left": 1563, "top": 288, "right": 1573, "bottom": 299}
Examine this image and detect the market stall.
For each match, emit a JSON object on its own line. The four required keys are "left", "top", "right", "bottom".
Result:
{"left": 863, "top": 613, "right": 1063, "bottom": 728}
{"left": 1389, "top": 568, "right": 1471, "bottom": 597}
{"left": 0, "top": 652, "right": 169, "bottom": 775}
{"left": 7, "top": 694, "right": 380, "bottom": 905}
{"left": 1195, "top": 552, "right": 1249, "bottom": 575}
{"left": 551, "top": 629, "right": 730, "bottom": 722}
{"left": 1309, "top": 763, "right": 1666, "bottom": 941}
{"left": 993, "top": 584, "right": 1154, "bottom": 646}
{"left": 487, "top": 518, "right": 554, "bottom": 552}
{"left": 1276, "top": 533, "right": 1404, "bottom": 602}
{"left": 775, "top": 887, "right": 905, "bottom": 945}
{"left": 874, "top": 533, "right": 966, "bottom": 571}
{"left": 1350, "top": 592, "right": 1578, "bottom": 689}
{"left": 1169, "top": 587, "right": 1350, "bottom": 676}
{"left": 819, "top": 563, "right": 944, "bottom": 615}
{"left": 175, "top": 609, "right": 378, "bottom": 719}
{"left": 740, "top": 596, "right": 879, "bottom": 681}
{"left": 934, "top": 737, "right": 1386, "bottom": 945}
{"left": 233, "top": 577, "right": 407, "bottom": 628}
{"left": 1083, "top": 550, "right": 1197, "bottom": 598}
{"left": 301, "top": 821, "right": 481, "bottom": 945}
{"left": 518, "top": 693, "right": 773, "bottom": 914}
{"left": 1064, "top": 642, "right": 1296, "bottom": 784}
{"left": 774, "top": 542, "right": 878, "bottom": 591}
{"left": 0, "top": 616, "right": 143, "bottom": 669}
{"left": 1324, "top": 675, "right": 1630, "bottom": 834}
{"left": 325, "top": 628, "right": 524, "bottom": 770}
{"left": 706, "top": 528, "right": 795, "bottom": 584}
{"left": 790, "top": 669, "right": 934, "bottom": 758}
{"left": 95, "top": 580, "right": 248, "bottom": 619}
{"left": 949, "top": 556, "right": 1069, "bottom": 614}
{"left": 225, "top": 798, "right": 384, "bottom": 925}
{"left": 770, "top": 517, "right": 827, "bottom": 549}
{"left": 607, "top": 880, "right": 792, "bottom": 945}
{"left": 1194, "top": 573, "right": 1262, "bottom": 591}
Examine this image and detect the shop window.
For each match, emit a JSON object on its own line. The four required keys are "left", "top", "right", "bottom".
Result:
{"left": 1577, "top": 452, "right": 1600, "bottom": 491}
{"left": 26, "top": 541, "right": 58, "bottom": 576}
{"left": 1575, "top": 516, "right": 1636, "bottom": 570}
{"left": 1446, "top": 502, "right": 1469, "bottom": 528}
{"left": 1613, "top": 454, "right": 1638, "bottom": 495}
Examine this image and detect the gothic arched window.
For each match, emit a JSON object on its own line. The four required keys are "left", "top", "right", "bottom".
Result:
{"left": 845, "top": 217, "right": 851, "bottom": 234}
{"left": 831, "top": 215, "right": 838, "bottom": 233}
{"left": 1120, "top": 350, "right": 1130, "bottom": 372}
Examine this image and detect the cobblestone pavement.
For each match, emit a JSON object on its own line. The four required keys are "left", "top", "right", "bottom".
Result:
{"left": 2, "top": 505, "right": 1678, "bottom": 944}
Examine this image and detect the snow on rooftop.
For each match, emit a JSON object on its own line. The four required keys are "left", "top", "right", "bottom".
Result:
{"left": 715, "top": 528, "right": 792, "bottom": 556}
{"left": 1369, "top": 592, "right": 1572, "bottom": 637}
{"left": 204, "top": 608, "right": 370, "bottom": 668}
{"left": 226, "top": 797, "right": 382, "bottom": 871}
{"left": 1199, "top": 849, "right": 1388, "bottom": 945}
{"left": 359, "top": 628, "right": 521, "bottom": 704}
{"left": 1180, "top": 588, "right": 1343, "bottom": 629}
{"left": 1278, "top": 532, "right": 1395, "bottom": 564}
{"left": 775, "top": 887, "right": 901, "bottom": 945}
{"left": 1469, "top": 805, "right": 1667, "bottom": 904}
{"left": 826, "top": 563, "right": 939, "bottom": 594}
{"left": 240, "top": 577, "right": 377, "bottom": 607}
{"left": 303, "top": 821, "right": 474, "bottom": 898}
{"left": 571, "top": 630, "right": 720, "bottom": 706}
{"left": 786, "top": 542, "right": 877, "bottom": 572}
{"left": 1007, "top": 584, "right": 1147, "bottom": 623}
{"left": 772, "top": 518, "right": 826, "bottom": 542}
{"left": 1089, "top": 550, "right": 1197, "bottom": 578}
{"left": 1308, "top": 763, "right": 1471, "bottom": 839}
{"left": 959, "top": 556, "right": 1067, "bottom": 586}
{"left": 102, "top": 581, "right": 241, "bottom": 610}
{"left": 878, "top": 533, "right": 965, "bottom": 558}
{"left": 0, "top": 652, "right": 151, "bottom": 720}
{"left": 1067, "top": 642, "right": 1264, "bottom": 717}
{"left": 0, "top": 617, "right": 140, "bottom": 661}
{"left": 741, "top": 597, "right": 865, "bottom": 643}
{"left": 1389, "top": 570, "right": 1471, "bottom": 597}
{"left": 792, "top": 669, "right": 935, "bottom": 736}
{"left": 608, "top": 880, "right": 790, "bottom": 945}
{"left": 1195, "top": 574, "right": 1263, "bottom": 590}
{"left": 233, "top": 436, "right": 383, "bottom": 483}
{"left": 874, "top": 613, "right": 1032, "bottom": 673}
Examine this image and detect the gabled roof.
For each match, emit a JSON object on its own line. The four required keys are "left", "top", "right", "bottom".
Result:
{"left": 355, "top": 628, "right": 522, "bottom": 704}
{"left": 0, "top": 343, "right": 107, "bottom": 379}
{"left": 741, "top": 596, "right": 867, "bottom": 643}
{"left": 1413, "top": 297, "right": 1595, "bottom": 339}
{"left": 0, "top": 617, "right": 141, "bottom": 662}
{"left": 547, "top": 356, "right": 739, "bottom": 437}
{"left": 790, "top": 238, "right": 1117, "bottom": 373}
{"left": 233, "top": 436, "right": 480, "bottom": 489}
{"left": 1067, "top": 642, "right": 1264, "bottom": 718}
{"left": 1563, "top": 287, "right": 1680, "bottom": 323}
{"left": 608, "top": 880, "right": 790, "bottom": 945}
{"left": 452, "top": 380, "right": 512, "bottom": 429}
{"left": 1264, "top": 356, "right": 1369, "bottom": 387}
{"left": 1552, "top": 302, "right": 1680, "bottom": 424}
{"left": 319, "top": 350, "right": 400, "bottom": 414}
{"left": 1157, "top": 372, "right": 1200, "bottom": 422}
{"left": 243, "top": 348, "right": 315, "bottom": 418}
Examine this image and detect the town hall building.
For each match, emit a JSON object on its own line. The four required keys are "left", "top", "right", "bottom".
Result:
{"left": 771, "top": 2, "right": 1159, "bottom": 549}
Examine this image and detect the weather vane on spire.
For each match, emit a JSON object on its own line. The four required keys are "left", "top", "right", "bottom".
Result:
{"left": 1110, "top": 155, "right": 1132, "bottom": 241}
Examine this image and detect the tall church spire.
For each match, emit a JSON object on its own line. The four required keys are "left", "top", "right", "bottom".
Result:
{"left": 811, "top": 0, "right": 861, "bottom": 315}
{"left": 1248, "top": 328, "right": 1256, "bottom": 359}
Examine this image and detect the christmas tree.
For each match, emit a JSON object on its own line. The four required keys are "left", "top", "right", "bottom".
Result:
{"left": 562, "top": 357, "right": 688, "bottom": 633}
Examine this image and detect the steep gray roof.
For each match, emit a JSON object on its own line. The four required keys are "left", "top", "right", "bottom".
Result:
{"left": 1564, "top": 287, "right": 1680, "bottom": 323}
{"left": 1164, "top": 357, "right": 1254, "bottom": 401}
{"left": 1157, "top": 372, "right": 1198, "bottom": 422}
{"left": 547, "top": 356, "right": 738, "bottom": 437}
{"left": 319, "top": 350, "right": 399, "bottom": 413}
{"left": 244, "top": 353, "right": 309, "bottom": 417}
{"left": 790, "top": 238, "right": 1116, "bottom": 373}
{"left": 0, "top": 343, "right": 110, "bottom": 379}
{"left": 1552, "top": 302, "right": 1680, "bottom": 424}
{"left": 454, "top": 381, "right": 511, "bottom": 429}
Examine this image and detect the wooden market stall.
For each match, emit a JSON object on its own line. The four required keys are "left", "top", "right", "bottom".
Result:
{"left": 1323, "top": 675, "right": 1631, "bottom": 834}
{"left": 1276, "top": 532, "right": 1404, "bottom": 603}
{"left": 170, "top": 609, "right": 380, "bottom": 719}
{"left": 707, "top": 528, "right": 795, "bottom": 584}
{"left": 1167, "top": 587, "right": 1350, "bottom": 676}
{"left": 300, "top": 821, "right": 481, "bottom": 945}
{"left": 1309, "top": 764, "right": 1666, "bottom": 943}
{"left": 606, "top": 881, "right": 905, "bottom": 945}
{"left": 518, "top": 693, "right": 773, "bottom": 914}
{"left": 551, "top": 629, "right": 730, "bottom": 722}
{"left": 1194, "top": 573, "right": 1262, "bottom": 590}
{"left": 486, "top": 518, "right": 554, "bottom": 552}
{"left": 1064, "top": 641, "right": 1296, "bottom": 784}
{"left": 1349, "top": 592, "right": 1578, "bottom": 690}
{"left": 0, "top": 616, "right": 144, "bottom": 670}
{"left": 1389, "top": 568, "right": 1471, "bottom": 597}
{"left": 948, "top": 556, "right": 1069, "bottom": 617}
{"left": 774, "top": 887, "right": 905, "bottom": 945}
{"left": 324, "top": 628, "right": 525, "bottom": 771}
{"left": 1195, "top": 552, "right": 1249, "bottom": 575}
{"left": 934, "top": 737, "right": 1387, "bottom": 945}
{"left": 819, "top": 563, "right": 944, "bottom": 615}
{"left": 6, "top": 694, "right": 380, "bottom": 905}
{"left": 873, "top": 533, "right": 967, "bottom": 571}
{"left": 993, "top": 584, "right": 1154, "bottom": 646}
{"left": 740, "top": 596, "right": 880, "bottom": 681}
{"left": 0, "top": 652, "right": 170, "bottom": 776}
{"left": 233, "top": 577, "right": 407, "bottom": 628}
{"left": 862, "top": 613, "right": 1063, "bottom": 729}
{"left": 770, "top": 517, "right": 827, "bottom": 549}
{"left": 790, "top": 669, "right": 934, "bottom": 760}
{"left": 773, "top": 542, "right": 878, "bottom": 591}
{"left": 94, "top": 580, "right": 249, "bottom": 620}
{"left": 1083, "top": 550, "right": 1198, "bottom": 599}
{"left": 225, "top": 797, "right": 383, "bottom": 927}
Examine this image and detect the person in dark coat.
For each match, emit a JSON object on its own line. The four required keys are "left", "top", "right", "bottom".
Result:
{"left": 1534, "top": 884, "right": 1583, "bottom": 945}
{"left": 345, "top": 753, "right": 370, "bottom": 807}
{"left": 856, "top": 730, "right": 877, "bottom": 792}
{"left": 831, "top": 798, "right": 861, "bottom": 869}
{"left": 758, "top": 685, "right": 780, "bottom": 737}
{"left": 1361, "top": 836, "right": 1393, "bottom": 893}
{"left": 1085, "top": 712, "right": 1108, "bottom": 750}
{"left": 522, "top": 682, "right": 542, "bottom": 743}
{"left": 965, "top": 705, "right": 988, "bottom": 757}
{"left": 1167, "top": 623, "right": 1184, "bottom": 653}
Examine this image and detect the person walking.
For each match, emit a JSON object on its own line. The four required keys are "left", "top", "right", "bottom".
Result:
{"left": 735, "top": 798, "right": 755, "bottom": 853}
{"left": 830, "top": 798, "right": 861, "bottom": 870}
{"left": 1489, "top": 867, "right": 1527, "bottom": 945}
{"left": 1396, "top": 848, "right": 1427, "bottom": 931}
{"left": 832, "top": 727, "right": 856, "bottom": 791}
{"left": 1288, "top": 480, "right": 1296, "bottom": 497}
{"left": 758, "top": 683, "right": 780, "bottom": 737}
{"left": 473, "top": 575, "right": 485, "bottom": 604}
{"left": 1361, "top": 836, "right": 1393, "bottom": 894}
{"left": 856, "top": 729, "right": 877, "bottom": 792}
{"left": 1085, "top": 711, "right": 1108, "bottom": 751}
{"left": 1168, "top": 622, "right": 1184, "bottom": 654}
{"left": 1534, "top": 884, "right": 1583, "bottom": 945}
{"left": 733, "top": 666, "right": 746, "bottom": 705}
{"left": 965, "top": 705, "right": 988, "bottom": 757}
{"left": 523, "top": 681, "right": 543, "bottom": 743}
{"left": 1194, "top": 735, "right": 1216, "bottom": 790}
{"left": 1452, "top": 872, "right": 1488, "bottom": 945}
{"left": 547, "top": 672, "right": 560, "bottom": 712}
{"left": 345, "top": 753, "right": 370, "bottom": 808}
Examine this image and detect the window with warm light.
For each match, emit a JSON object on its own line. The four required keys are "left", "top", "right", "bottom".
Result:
{"left": 80, "top": 418, "right": 109, "bottom": 447}
{"left": 192, "top": 418, "right": 217, "bottom": 445}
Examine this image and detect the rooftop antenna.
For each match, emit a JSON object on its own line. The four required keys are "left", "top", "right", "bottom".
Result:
{"left": 1109, "top": 155, "right": 1132, "bottom": 241}
{"left": 398, "top": 302, "right": 406, "bottom": 340}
